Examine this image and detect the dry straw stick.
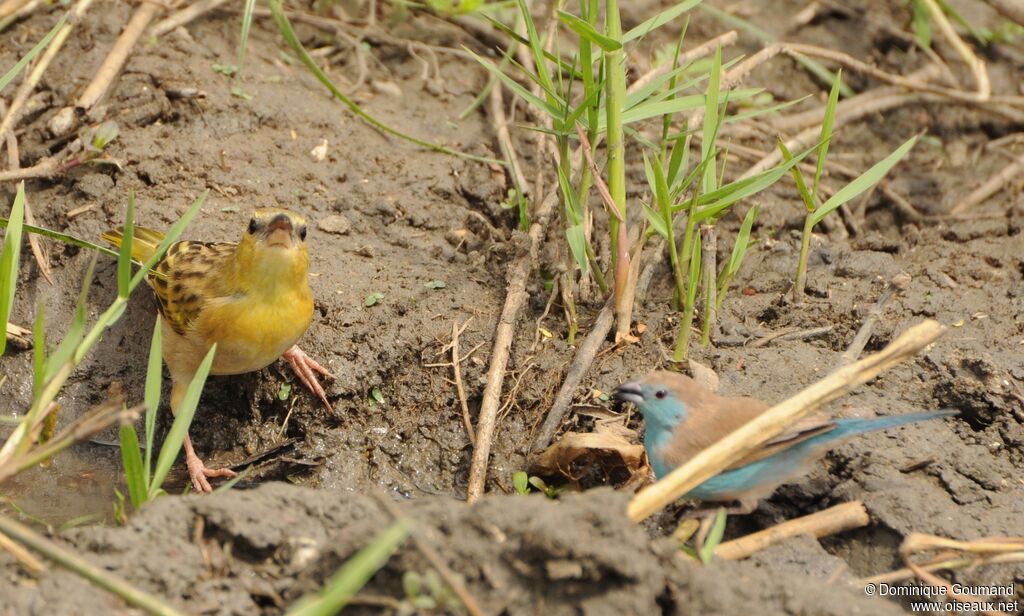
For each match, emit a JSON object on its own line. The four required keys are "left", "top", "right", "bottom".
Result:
{"left": 0, "top": 515, "right": 184, "bottom": 616}
{"left": 76, "top": 1, "right": 162, "bottom": 111}
{"left": 627, "top": 319, "right": 946, "bottom": 522}
{"left": 714, "top": 501, "right": 869, "bottom": 560}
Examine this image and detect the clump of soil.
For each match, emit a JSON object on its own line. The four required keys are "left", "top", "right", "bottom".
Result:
{"left": 1, "top": 0, "right": 1023, "bottom": 613}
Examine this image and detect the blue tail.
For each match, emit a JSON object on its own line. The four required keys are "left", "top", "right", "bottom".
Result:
{"left": 831, "top": 408, "right": 959, "bottom": 438}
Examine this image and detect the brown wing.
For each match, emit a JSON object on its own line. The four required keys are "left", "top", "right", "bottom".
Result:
{"left": 149, "top": 240, "right": 236, "bottom": 336}
{"left": 727, "top": 412, "right": 836, "bottom": 469}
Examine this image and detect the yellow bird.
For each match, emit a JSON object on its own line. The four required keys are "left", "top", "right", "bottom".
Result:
{"left": 102, "top": 208, "right": 334, "bottom": 493}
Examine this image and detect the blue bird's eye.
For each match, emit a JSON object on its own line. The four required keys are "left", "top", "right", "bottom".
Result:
{"left": 655, "top": 389, "right": 667, "bottom": 399}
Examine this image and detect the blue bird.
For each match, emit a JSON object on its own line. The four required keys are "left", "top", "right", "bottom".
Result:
{"left": 614, "top": 371, "right": 958, "bottom": 513}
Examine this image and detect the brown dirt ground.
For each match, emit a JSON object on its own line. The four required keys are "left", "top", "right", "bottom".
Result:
{"left": 1, "top": 0, "right": 1022, "bottom": 614}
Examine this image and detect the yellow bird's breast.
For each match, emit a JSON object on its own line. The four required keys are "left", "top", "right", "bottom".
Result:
{"left": 196, "top": 287, "right": 314, "bottom": 375}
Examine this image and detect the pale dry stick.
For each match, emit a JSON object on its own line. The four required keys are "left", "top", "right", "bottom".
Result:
{"left": 901, "top": 534, "right": 1022, "bottom": 616}
{"left": 466, "top": 188, "right": 559, "bottom": 503}
{"left": 714, "top": 501, "right": 869, "bottom": 560}
{"left": 627, "top": 319, "right": 946, "bottom": 522}
{"left": 451, "top": 319, "right": 475, "bottom": 447}
{"left": 373, "top": 493, "right": 486, "bottom": 616}
{"left": 149, "top": 0, "right": 229, "bottom": 37}
{"left": 861, "top": 553, "right": 1024, "bottom": 586}
{"left": 4, "top": 116, "right": 50, "bottom": 283}
{"left": 0, "top": 0, "right": 96, "bottom": 143}
{"left": 0, "top": 529, "right": 46, "bottom": 573}
{"left": 76, "top": 1, "right": 162, "bottom": 111}
{"left": 920, "top": 0, "right": 990, "bottom": 101}
{"left": 626, "top": 30, "right": 739, "bottom": 96}
{"left": 488, "top": 77, "right": 529, "bottom": 197}
{"left": 741, "top": 91, "right": 934, "bottom": 179}
{"left": 771, "top": 65, "right": 942, "bottom": 133}
{"left": 984, "top": 0, "right": 1024, "bottom": 24}
{"left": 0, "top": 0, "right": 30, "bottom": 21}
{"left": 781, "top": 43, "right": 1023, "bottom": 107}
{"left": 749, "top": 325, "right": 834, "bottom": 348}
{"left": 530, "top": 297, "right": 614, "bottom": 454}
{"left": 5, "top": 321, "right": 31, "bottom": 350}
{"left": 0, "top": 515, "right": 185, "bottom": 616}
{"left": 949, "top": 152, "right": 1024, "bottom": 215}
{"left": 838, "top": 272, "right": 912, "bottom": 366}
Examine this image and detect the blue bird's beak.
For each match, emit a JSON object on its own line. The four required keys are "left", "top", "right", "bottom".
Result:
{"left": 613, "top": 381, "right": 645, "bottom": 405}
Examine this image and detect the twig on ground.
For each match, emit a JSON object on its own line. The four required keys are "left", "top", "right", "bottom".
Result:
{"left": 530, "top": 297, "right": 614, "bottom": 454}
{"left": 919, "top": 0, "right": 990, "bottom": 100}
{"left": 838, "top": 272, "right": 911, "bottom": 366}
{"left": 749, "top": 325, "right": 834, "bottom": 348}
{"left": 0, "top": 0, "right": 95, "bottom": 143}
{"left": 0, "top": 514, "right": 185, "bottom": 616}
{"left": 373, "top": 493, "right": 486, "bottom": 616}
{"left": 628, "top": 319, "right": 946, "bottom": 522}
{"left": 896, "top": 533, "right": 1024, "bottom": 616}
{"left": 0, "top": 529, "right": 46, "bottom": 573}
{"left": 451, "top": 319, "right": 475, "bottom": 446}
{"left": 149, "top": 0, "right": 229, "bottom": 37}
{"left": 466, "top": 188, "right": 558, "bottom": 503}
{"left": 949, "top": 152, "right": 1024, "bottom": 215}
{"left": 76, "top": 1, "right": 162, "bottom": 111}
{"left": 0, "top": 0, "right": 32, "bottom": 23}
{"left": 5, "top": 322, "right": 32, "bottom": 350}
{"left": 714, "top": 501, "right": 870, "bottom": 560}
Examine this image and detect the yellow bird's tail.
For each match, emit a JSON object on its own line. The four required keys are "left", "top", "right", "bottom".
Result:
{"left": 101, "top": 226, "right": 166, "bottom": 263}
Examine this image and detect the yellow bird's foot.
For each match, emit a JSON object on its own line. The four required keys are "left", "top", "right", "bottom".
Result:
{"left": 282, "top": 344, "right": 335, "bottom": 411}
{"left": 183, "top": 434, "right": 237, "bottom": 494}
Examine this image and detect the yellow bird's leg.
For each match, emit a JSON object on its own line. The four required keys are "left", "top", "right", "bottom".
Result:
{"left": 170, "top": 380, "right": 237, "bottom": 494}
{"left": 281, "top": 345, "right": 335, "bottom": 411}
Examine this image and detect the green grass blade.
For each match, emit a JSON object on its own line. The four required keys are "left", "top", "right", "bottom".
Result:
{"left": 717, "top": 205, "right": 758, "bottom": 307}
{"left": 269, "top": 0, "right": 498, "bottom": 165}
{"left": 148, "top": 343, "right": 217, "bottom": 498}
{"left": 143, "top": 316, "right": 162, "bottom": 482}
{"left": 465, "top": 49, "right": 564, "bottom": 120}
{"left": 286, "top": 520, "right": 411, "bottom": 616}
{"left": 622, "top": 0, "right": 702, "bottom": 43}
{"left": 117, "top": 192, "right": 135, "bottom": 298}
{"left": 911, "top": 0, "right": 932, "bottom": 48}
{"left": 237, "top": 0, "right": 256, "bottom": 72}
{"left": 813, "top": 70, "right": 842, "bottom": 197}
{"left": 212, "top": 466, "right": 251, "bottom": 493}
{"left": 0, "top": 12, "right": 69, "bottom": 93}
{"left": 31, "top": 303, "right": 44, "bottom": 400}
{"left": 811, "top": 135, "right": 919, "bottom": 226}
{"left": 516, "top": 0, "right": 556, "bottom": 97}
{"left": 129, "top": 191, "right": 208, "bottom": 291}
{"left": 0, "top": 181, "right": 26, "bottom": 357}
{"left": 686, "top": 142, "right": 817, "bottom": 215}
{"left": 119, "top": 424, "right": 147, "bottom": 509}
{"left": 777, "top": 138, "right": 816, "bottom": 212}
{"left": 701, "top": 47, "right": 722, "bottom": 194}
{"left": 699, "top": 507, "right": 728, "bottom": 563}
{"left": 558, "top": 10, "right": 621, "bottom": 51}
{"left": 45, "top": 255, "right": 96, "bottom": 383}
{"left": 0, "top": 219, "right": 120, "bottom": 259}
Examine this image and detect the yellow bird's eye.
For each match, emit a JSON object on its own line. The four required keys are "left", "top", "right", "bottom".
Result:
{"left": 248, "top": 218, "right": 258, "bottom": 234}
{"left": 299, "top": 226, "right": 307, "bottom": 241}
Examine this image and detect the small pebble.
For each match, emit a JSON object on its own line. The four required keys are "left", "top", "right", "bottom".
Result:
{"left": 318, "top": 214, "right": 351, "bottom": 235}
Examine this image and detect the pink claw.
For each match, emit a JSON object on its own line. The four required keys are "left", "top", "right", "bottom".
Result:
{"left": 183, "top": 434, "right": 237, "bottom": 494}
{"left": 282, "top": 344, "right": 335, "bottom": 411}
